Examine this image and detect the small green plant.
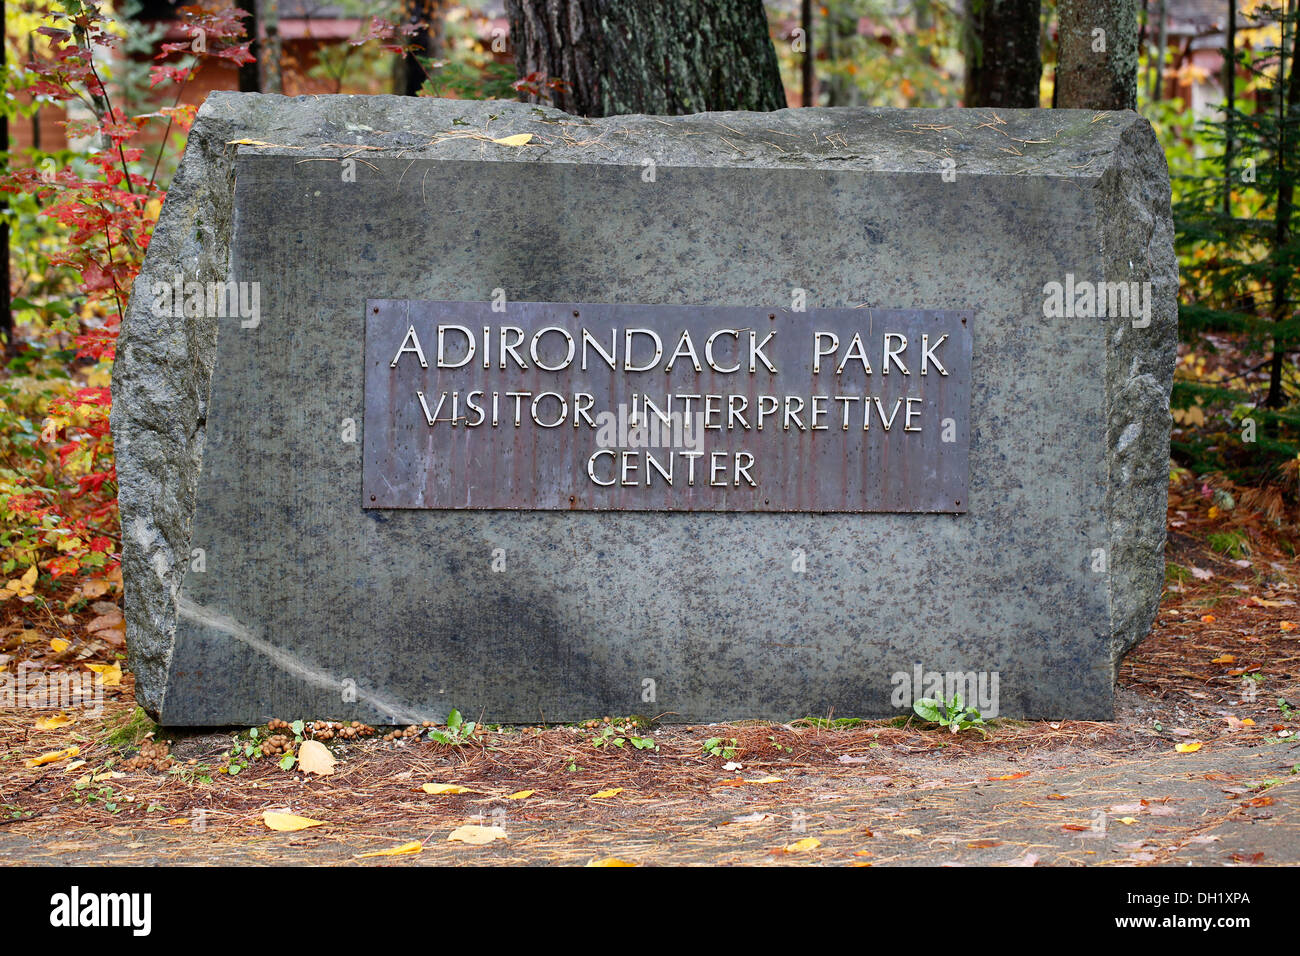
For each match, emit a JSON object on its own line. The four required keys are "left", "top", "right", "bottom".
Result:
{"left": 769, "top": 735, "right": 793, "bottom": 753}
{"left": 1206, "top": 530, "right": 1251, "bottom": 559}
{"left": 701, "top": 737, "right": 739, "bottom": 760}
{"left": 590, "top": 725, "right": 657, "bottom": 751}
{"left": 1279, "top": 697, "right": 1294, "bottom": 720}
{"left": 427, "top": 708, "right": 479, "bottom": 746}
{"left": 913, "top": 694, "right": 986, "bottom": 734}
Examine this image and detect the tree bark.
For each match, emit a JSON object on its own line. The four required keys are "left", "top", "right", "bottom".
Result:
{"left": 505, "top": 0, "right": 786, "bottom": 117}
{"left": 964, "top": 0, "right": 1043, "bottom": 108}
{"left": 238, "top": 4, "right": 260, "bottom": 92}
{"left": 1056, "top": 0, "right": 1139, "bottom": 109}
{"left": 1, "top": 0, "right": 10, "bottom": 354}
{"left": 1265, "top": 0, "right": 1299, "bottom": 412}
{"left": 258, "top": 0, "right": 282, "bottom": 94}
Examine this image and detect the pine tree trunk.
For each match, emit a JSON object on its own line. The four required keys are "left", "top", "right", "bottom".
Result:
{"left": 258, "top": 0, "right": 282, "bottom": 94}
{"left": 238, "top": 4, "right": 260, "bottom": 93}
{"left": 964, "top": 0, "right": 1043, "bottom": 108}
{"left": 504, "top": 0, "right": 786, "bottom": 117}
{"left": 1265, "top": 0, "right": 1300, "bottom": 411}
{"left": 1056, "top": 0, "right": 1139, "bottom": 110}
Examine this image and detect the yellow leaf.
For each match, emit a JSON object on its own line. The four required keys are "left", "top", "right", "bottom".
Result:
{"left": 50, "top": 638, "right": 70, "bottom": 653}
{"left": 591, "top": 788, "right": 623, "bottom": 799}
{"left": 1281, "top": 622, "right": 1297, "bottom": 632}
{"left": 1241, "top": 718, "right": 1255, "bottom": 726}
{"left": 746, "top": 776, "right": 785, "bottom": 785}
{"left": 262, "top": 811, "right": 325, "bottom": 832}
{"left": 491, "top": 133, "right": 534, "bottom": 146}
{"left": 3, "top": 565, "right": 38, "bottom": 599}
{"left": 783, "top": 837, "right": 821, "bottom": 853}
{"left": 1117, "top": 816, "right": 1139, "bottom": 825}
{"left": 586, "top": 857, "right": 637, "bottom": 867}
{"left": 1212, "top": 654, "right": 1235, "bottom": 664}
{"left": 506, "top": 790, "right": 535, "bottom": 800}
{"left": 167, "top": 818, "right": 190, "bottom": 827}
{"left": 1175, "top": 742, "right": 1203, "bottom": 753}
{"left": 63, "top": 760, "right": 86, "bottom": 773}
{"left": 358, "top": 840, "right": 424, "bottom": 858}
{"left": 447, "top": 825, "right": 507, "bottom": 845}
{"left": 296, "top": 740, "right": 336, "bottom": 776}
{"left": 80, "top": 579, "right": 112, "bottom": 599}
{"left": 35, "top": 712, "right": 74, "bottom": 730}
{"left": 422, "top": 783, "right": 472, "bottom": 795}
{"left": 25, "top": 745, "right": 79, "bottom": 768}
{"left": 85, "top": 662, "right": 122, "bottom": 686}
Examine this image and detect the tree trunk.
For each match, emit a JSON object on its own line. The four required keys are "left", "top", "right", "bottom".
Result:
{"left": 1149, "top": 0, "right": 1167, "bottom": 100}
{"left": 800, "top": 0, "right": 814, "bottom": 107}
{"left": 238, "top": 4, "right": 260, "bottom": 92}
{"left": 258, "top": 0, "right": 282, "bottom": 94}
{"left": 1223, "top": 0, "right": 1236, "bottom": 217}
{"left": 395, "top": 0, "right": 447, "bottom": 96}
{"left": 964, "top": 0, "right": 1043, "bottom": 108}
{"left": 1056, "top": 0, "right": 1139, "bottom": 109}
{"left": 1, "top": 0, "right": 10, "bottom": 354}
{"left": 505, "top": 0, "right": 786, "bottom": 117}
{"left": 1265, "top": 0, "right": 1299, "bottom": 412}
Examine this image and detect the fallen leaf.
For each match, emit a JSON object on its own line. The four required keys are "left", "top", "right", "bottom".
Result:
{"left": 1190, "top": 566, "right": 1214, "bottom": 580}
{"left": 987, "top": 772, "right": 1029, "bottom": 781}
{"left": 296, "top": 740, "right": 335, "bottom": 776}
{"left": 491, "top": 133, "right": 534, "bottom": 146}
{"left": 25, "top": 745, "right": 79, "bottom": 768}
{"left": 1200, "top": 615, "right": 1216, "bottom": 624}
{"left": 447, "top": 825, "right": 507, "bottom": 845}
{"left": 728, "top": 812, "right": 774, "bottom": 825}
{"left": 35, "top": 712, "right": 74, "bottom": 730}
{"left": 1212, "top": 654, "right": 1235, "bottom": 664}
{"left": 894, "top": 827, "right": 923, "bottom": 837}
{"left": 586, "top": 857, "right": 637, "bottom": 867}
{"left": 49, "top": 638, "right": 70, "bottom": 653}
{"left": 422, "top": 783, "right": 472, "bottom": 795}
{"left": 590, "top": 788, "right": 623, "bottom": 799}
{"left": 84, "top": 662, "right": 121, "bottom": 686}
{"left": 966, "top": 839, "right": 1001, "bottom": 848}
{"left": 358, "top": 840, "right": 423, "bottom": 858}
{"left": 80, "top": 579, "right": 113, "bottom": 599}
{"left": 1281, "top": 621, "right": 1297, "bottom": 632}
{"left": 506, "top": 790, "right": 535, "bottom": 800}
{"left": 782, "top": 837, "right": 821, "bottom": 852}
{"left": 1117, "top": 816, "right": 1139, "bottom": 825}
{"left": 1175, "top": 742, "right": 1203, "bottom": 753}
{"left": 262, "top": 811, "right": 325, "bottom": 832}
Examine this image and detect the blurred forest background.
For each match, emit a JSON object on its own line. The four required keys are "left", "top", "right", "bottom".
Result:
{"left": 0, "top": 0, "right": 1296, "bottom": 626}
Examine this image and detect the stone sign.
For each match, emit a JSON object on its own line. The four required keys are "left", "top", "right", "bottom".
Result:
{"left": 113, "top": 94, "right": 1176, "bottom": 725}
{"left": 363, "top": 299, "right": 971, "bottom": 511}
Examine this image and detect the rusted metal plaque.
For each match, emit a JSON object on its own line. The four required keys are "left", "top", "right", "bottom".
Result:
{"left": 363, "top": 300, "right": 970, "bottom": 512}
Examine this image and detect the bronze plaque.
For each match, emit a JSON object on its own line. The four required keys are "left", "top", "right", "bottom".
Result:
{"left": 363, "top": 299, "right": 970, "bottom": 512}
